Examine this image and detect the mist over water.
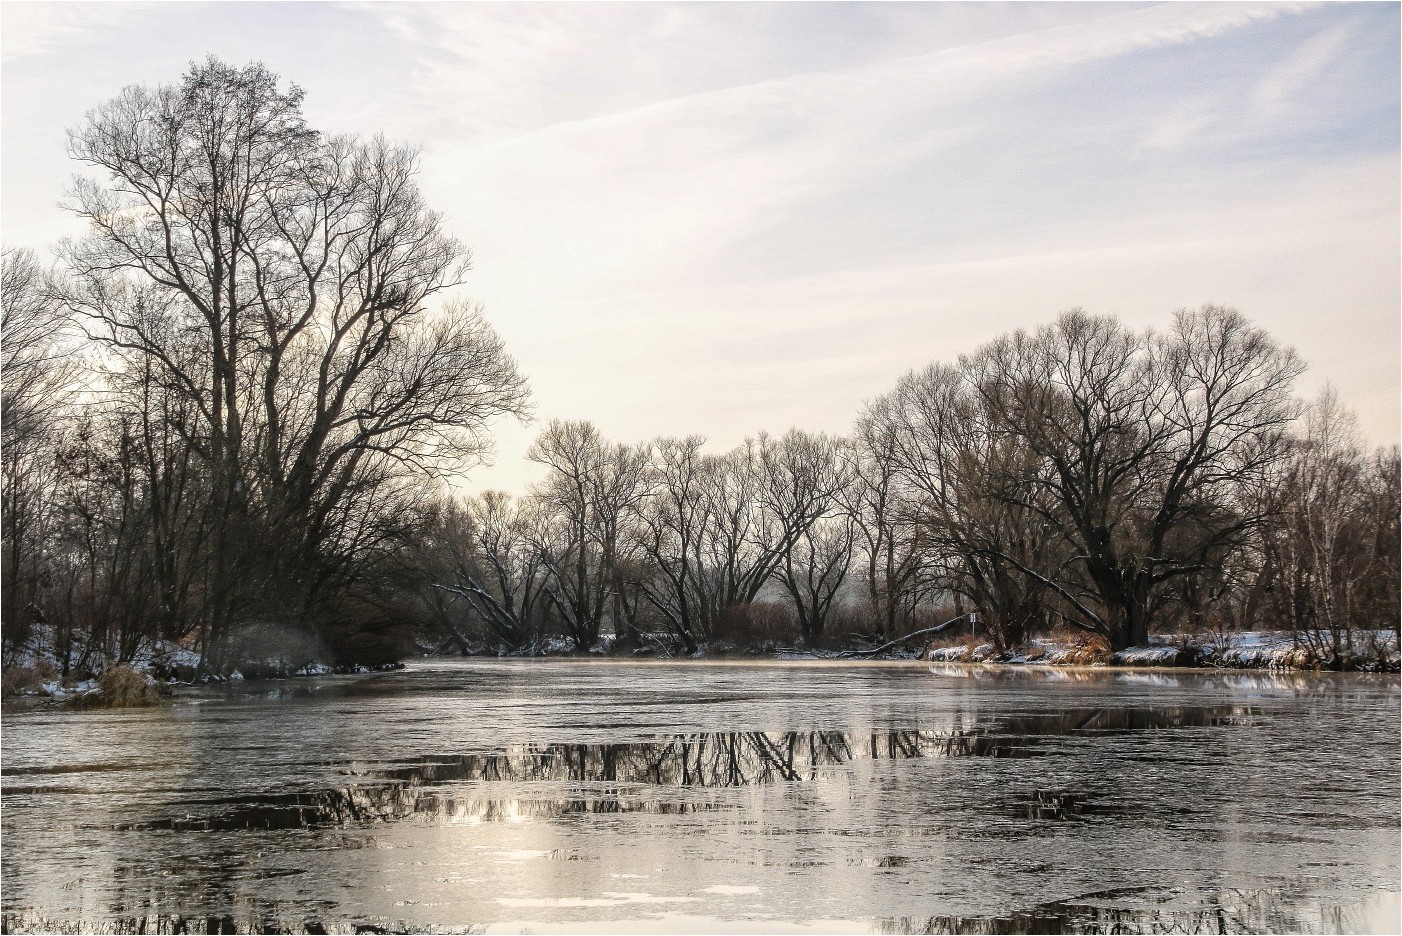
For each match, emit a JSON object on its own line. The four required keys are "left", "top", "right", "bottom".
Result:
{"left": 2, "top": 660, "right": 1398, "bottom": 934}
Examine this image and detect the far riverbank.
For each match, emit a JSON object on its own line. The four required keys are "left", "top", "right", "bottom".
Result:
{"left": 4, "top": 627, "right": 1395, "bottom": 710}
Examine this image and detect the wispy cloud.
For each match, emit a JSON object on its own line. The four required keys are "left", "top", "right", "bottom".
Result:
{"left": 1249, "top": 18, "right": 1354, "bottom": 115}
{"left": 0, "top": 1, "right": 148, "bottom": 63}
{"left": 419, "top": 1, "right": 1316, "bottom": 300}
{"left": 0, "top": 0, "right": 1394, "bottom": 491}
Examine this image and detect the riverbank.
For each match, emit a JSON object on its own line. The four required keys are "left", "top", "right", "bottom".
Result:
{"left": 919, "top": 629, "right": 1400, "bottom": 672}
{"left": 1, "top": 646, "right": 405, "bottom": 709}
{"left": 4, "top": 628, "right": 1395, "bottom": 707}
{"left": 446, "top": 627, "right": 1400, "bottom": 673}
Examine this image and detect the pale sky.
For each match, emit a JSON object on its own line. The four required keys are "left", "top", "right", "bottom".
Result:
{"left": 3, "top": 1, "right": 1398, "bottom": 493}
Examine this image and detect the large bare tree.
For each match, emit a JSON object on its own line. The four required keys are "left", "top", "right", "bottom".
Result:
{"left": 967, "top": 307, "right": 1303, "bottom": 648}
{"left": 844, "top": 429, "right": 932, "bottom": 641}
{"left": 419, "top": 492, "right": 551, "bottom": 653}
{"left": 58, "top": 59, "right": 528, "bottom": 667}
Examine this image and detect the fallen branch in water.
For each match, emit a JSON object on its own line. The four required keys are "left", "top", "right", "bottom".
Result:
{"left": 837, "top": 613, "right": 974, "bottom": 659}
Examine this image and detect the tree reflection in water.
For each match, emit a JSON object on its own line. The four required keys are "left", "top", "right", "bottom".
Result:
{"left": 881, "top": 885, "right": 1386, "bottom": 935}
{"left": 121, "top": 706, "right": 1250, "bottom": 833}
{"left": 3, "top": 886, "right": 1382, "bottom": 935}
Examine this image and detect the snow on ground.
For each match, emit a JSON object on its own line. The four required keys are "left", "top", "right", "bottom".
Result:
{"left": 922, "top": 629, "right": 1399, "bottom": 671}
{"left": 1111, "top": 646, "right": 1182, "bottom": 665}
{"left": 2, "top": 621, "right": 405, "bottom": 702}
{"left": 143, "top": 641, "right": 202, "bottom": 671}
{"left": 37, "top": 679, "right": 98, "bottom": 701}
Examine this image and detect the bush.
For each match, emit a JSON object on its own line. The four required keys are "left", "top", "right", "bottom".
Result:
{"left": 712, "top": 602, "right": 800, "bottom": 648}
{"left": 821, "top": 603, "right": 880, "bottom": 649}
{"left": 2, "top": 660, "right": 58, "bottom": 696}
{"left": 1045, "top": 626, "right": 1113, "bottom": 665}
{"left": 95, "top": 664, "right": 161, "bottom": 707}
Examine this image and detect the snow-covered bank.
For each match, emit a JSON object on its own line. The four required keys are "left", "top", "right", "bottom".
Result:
{"left": 6, "top": 627, "right": 1395, "bottom": 708}
{"left": 2, "top": 631, "right": 404, "bottom": 707}
{"left": 922, "top": 630, "right": 1400, "bottom": 672}
{"left": 411, "top": 629, "right": 1400, "bottom": 673}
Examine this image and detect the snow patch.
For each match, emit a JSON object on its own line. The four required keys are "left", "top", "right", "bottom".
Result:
{"left": 1111, "top": 646, "right": 1181, "bottom": 665}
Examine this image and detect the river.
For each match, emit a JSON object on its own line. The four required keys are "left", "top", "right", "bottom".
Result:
{"left": 2, "top": 659, "right": 1398, "bottom": 934}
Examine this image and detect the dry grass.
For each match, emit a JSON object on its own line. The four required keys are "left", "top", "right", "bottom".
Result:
{"left": 1275, "top": 646, "right": 1318, "bottom": 669}
{"left": 2, "top": 660, "right": 58, "bottom": 696}
{"left": 3, "top": 666, "right": 44, "bottom": 695}
{"left": 1045, "top": 626, "right": 1113, "bottom": 665}
{"left": 94, "top": 664, "right": 162, "bottom": 707}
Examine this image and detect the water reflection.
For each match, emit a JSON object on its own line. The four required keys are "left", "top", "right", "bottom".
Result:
{"left": 6, "top": 887, "right": 1394, "bottom": 936}
{"left": 99, "top": 707, "right": 1250, "bottom": 834}
{"left": 2, "top": 662, "right": 1395, "bottom": 935}
{"left": 0, "top": 912, "right": 406, "bottom": 934}
{"left": 116, "top": 729, "right": 1003, "bottom": 832}
{"left": 881, "top": 886, "right": 1397, "bottom": 935}
{"left": 1009, "top": 791, "right": 1101, "bottom": 822}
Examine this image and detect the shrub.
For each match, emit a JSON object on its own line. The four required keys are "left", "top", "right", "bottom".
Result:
{"left": 95, "top": 664, "right": 161, "bottom": 707}
{"left": 3, "top": 666, "right": 44, "bottom": 695}
{"left": 712, "top": 602, "right": 800, "bottom": 648}
{"left": 2, "top": 660, "right": 59, "bottom": 696}
{"left": 822, "top": 603, "right": 880, "bottom": 649}
{"left": 1046, "top": 626, "right": 1113, "bottom": 665}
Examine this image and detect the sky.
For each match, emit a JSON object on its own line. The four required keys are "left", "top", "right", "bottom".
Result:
{"left": 2, "top": 1, "right": 1398, "bottom": 494}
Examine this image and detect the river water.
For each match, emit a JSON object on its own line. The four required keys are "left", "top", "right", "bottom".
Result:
{"left": 2, "top": 659, "right": 1398, "bottom": 934}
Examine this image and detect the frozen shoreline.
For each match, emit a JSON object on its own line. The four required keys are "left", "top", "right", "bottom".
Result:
{"left": 4, "top": 628, "right": 1397, "bottom": 708}
{"left": 918, "top": 629, "right": 1400, "bottom": 672}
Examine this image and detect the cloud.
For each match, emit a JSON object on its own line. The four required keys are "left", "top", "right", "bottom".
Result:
{"left": 0, "top": 0, "right": 1392, "bottom": 496}
{"left": 420, "top": 1, "right": 1316, "bottom": 305}
{"left": 1249, "top": 18, "right": 1354, "bottom": 116}
{"left": 453, "top": 143, "right": 1396, "bottom": 494}
{"left": 1138, "top": 98, "right": 1220, "bottom": 152}
{"left": 378, "top": 2, "right": 1312, "bottom": 148}
{"left": 0, "top": 1, "right": 147, "bottom": 63}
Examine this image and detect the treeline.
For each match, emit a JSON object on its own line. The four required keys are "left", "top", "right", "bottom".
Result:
{"left": 2, "top": 60, "right": 1397, "bottom": 677}
{"left": 416, "top": 310, "right": 1397, "bottom": 665}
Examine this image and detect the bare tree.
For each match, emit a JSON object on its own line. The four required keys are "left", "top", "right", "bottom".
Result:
{"left": 844, "top": 429, "right": 932, "bottom": 641}
{"left": 967, "top": 307, "right": 1303, "bottom": 649}
{"left": 2, "top": 248, "right": 75, "bottom": 438}
{"left": 633, "top": 436, "right": 712, "bottom": 653}
{"left": 692, "top": 440, "right": 771, "bottom": 626}
{"left": 50, "top": 412, "right": 165, "bottom": 670}
{"left": 693, "top": 431, "right": 850, "bottom": 628}
{"left": 420, "top": 492, "right": 550, "bottom": 653}
{"left": 1363, "top": 446, "right": 1401, "bottom": 644}
{"left": 1260, "top": 389, "right": 1395, "bottom": 666}
{"left": 761, "top": 432, "right": 857, "bottom": 645}
{"left": 778, "top": 513, "right": 857, "bottom": 645}
{"left": 526, "top": 420, "right": 650, "bottom": 650}
{"left": 1, "top": 248, "right": 77, "bottom": 661}
{"left": 590, "top": 440, "right": 653, "bottom": 648}
{"left": 526, "top": 421, "right": 609, "bottom": 649}
{"left": 58, "top": 59, "right": 529, "bottom": 668}
{"left": 862, "top": 362, "right": 1054, "bottom": 649}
